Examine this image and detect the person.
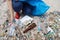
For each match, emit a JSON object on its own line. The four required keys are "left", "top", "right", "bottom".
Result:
{"left": 12, "top": 0, "right": 35, "bottom": 18}
{"left": 7, "top": 0, "right": 50, "bottom": 22}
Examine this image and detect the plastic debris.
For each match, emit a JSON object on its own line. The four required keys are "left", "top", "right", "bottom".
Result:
{"left": 8, "top": 24, "right": 16, "bottom": 36}
{"left": 19, "top": 15, "right": 33, "bottom": 27}
{"left": 37, "top": 26, "right": 42, "bottom": 32}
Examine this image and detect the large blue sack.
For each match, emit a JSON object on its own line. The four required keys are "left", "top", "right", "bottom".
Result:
{"left": 27, "top": 1, "right": 50, "bottom": 16}
{"left": 12, "top": 0, "right": 50, "bottom": 16}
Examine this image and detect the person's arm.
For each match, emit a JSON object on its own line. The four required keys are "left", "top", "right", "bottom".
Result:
{"left": 7, "top": 0, "right": 14, "bottom": 23}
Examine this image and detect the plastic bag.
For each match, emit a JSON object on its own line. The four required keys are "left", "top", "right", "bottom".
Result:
{"left": 27, "top": 1, "right": 50, "bottom": 16}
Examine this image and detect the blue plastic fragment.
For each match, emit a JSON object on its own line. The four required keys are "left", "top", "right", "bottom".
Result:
{"left": 38, "top": 26, "right": 42, "bottom": 32}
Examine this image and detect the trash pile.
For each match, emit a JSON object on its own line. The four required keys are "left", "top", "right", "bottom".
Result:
{"left": 0, "top": 0, "right": 60, "bottom": 40}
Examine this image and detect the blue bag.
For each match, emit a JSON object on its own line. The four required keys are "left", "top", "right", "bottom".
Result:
{"left": 27, "top": 1, "right": 50, "bottom": 16}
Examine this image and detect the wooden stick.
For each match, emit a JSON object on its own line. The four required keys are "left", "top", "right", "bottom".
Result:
{"left": 7, "top": 0, "right": 14, "bottom": 23}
